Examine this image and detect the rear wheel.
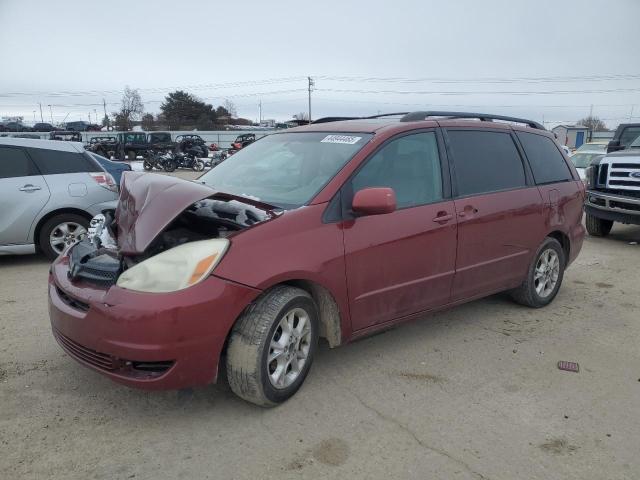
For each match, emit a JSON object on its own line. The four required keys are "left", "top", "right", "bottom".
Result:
{"left": 585, "top": 213, "right": 613, "bottom": 237}
{"left": 226, "top": 286, "right": 319, "bottom": 406}
{"left": 143, "top": 159, "right": 153, "bottom": 171}
{"left": 192, "top": 160, "right": 205, "bottom": 172}
{"left": 510, "top": 237, "right": 565, "bottom": 308}
{"left": 39, "top": 213, "right": 89, "bottom": 261}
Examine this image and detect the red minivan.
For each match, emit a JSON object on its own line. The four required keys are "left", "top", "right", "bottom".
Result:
{"left": 49, "top": 112, "right": 585, "bottom": 406}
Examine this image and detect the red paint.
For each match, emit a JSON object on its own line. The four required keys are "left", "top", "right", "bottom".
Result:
{"left": 49, "top": 117, "right": 586, "bottom": 390}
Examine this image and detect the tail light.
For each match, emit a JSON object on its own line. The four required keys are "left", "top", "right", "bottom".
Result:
{"left": 90, "top": 172, "right": 118, "bottom": 192}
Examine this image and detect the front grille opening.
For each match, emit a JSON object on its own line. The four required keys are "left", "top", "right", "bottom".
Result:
{"left": 612, "top": 163, "right": 640, "bottom": 169}
{"left": 589, "top": 196, "right": 606, "bottom": 207}
{"left": 56, "top": 286, "right": 90, "bottom": 312}
{"left": 609, "top": 180, "right": 640, "bottom": 187}
{"left": 610, "top": 201, "right": 640, "bottom": 212}
{"left": 54, "top": 330, "right": 174, "bottom": 378}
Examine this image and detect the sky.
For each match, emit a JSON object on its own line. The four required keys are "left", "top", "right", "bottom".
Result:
{"left": 1, "top": 0, "right": 639, "bottom": 129}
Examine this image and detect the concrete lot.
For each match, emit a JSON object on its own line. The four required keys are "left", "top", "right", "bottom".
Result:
{"left": 1, "top": 182, "right": 639, "bottom": 479}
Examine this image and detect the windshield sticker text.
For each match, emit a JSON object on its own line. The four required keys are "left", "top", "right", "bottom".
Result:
{"left": 320, "top": 135, "right": 362, "bottom": 145}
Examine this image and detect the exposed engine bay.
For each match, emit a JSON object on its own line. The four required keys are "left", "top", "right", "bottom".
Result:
{"left": 67, "top": 195, "right": 276, "bottom": 286}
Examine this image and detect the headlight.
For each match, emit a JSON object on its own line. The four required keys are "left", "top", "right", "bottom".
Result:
{"left": 585, "top": 165, "right": 595, "bottom": 189}
{"left": 116, "top": 239, "right": 229, "bottom": 293}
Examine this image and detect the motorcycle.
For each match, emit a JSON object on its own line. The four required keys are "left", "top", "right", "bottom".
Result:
{"left": 143, "top": 151, "right": 175, "bottom": 171}
{"left": 165, "top": 151, "right": 205, "bottom": 172}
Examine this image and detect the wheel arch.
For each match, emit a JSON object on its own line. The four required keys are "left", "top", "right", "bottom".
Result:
{"left": 547, "top": 230, "right": 570, "bottom": 264}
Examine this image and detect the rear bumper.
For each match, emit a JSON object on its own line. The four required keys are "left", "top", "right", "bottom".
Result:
{"left": 48, "top": 255, "right": 261, "bottom": 390}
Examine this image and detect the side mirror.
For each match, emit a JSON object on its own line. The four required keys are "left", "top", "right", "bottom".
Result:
{"left": 352, "top": 187, "right": 397, "bottom": 216}
{"left": 607, "top": 140, "right": 622, "bottom": 153}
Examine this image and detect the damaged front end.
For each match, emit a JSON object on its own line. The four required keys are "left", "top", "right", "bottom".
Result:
{"left": 67, "top": 171, "right": 279, "bottom": 289}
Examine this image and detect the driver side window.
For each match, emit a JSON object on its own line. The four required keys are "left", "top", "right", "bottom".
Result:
{"left": 351, "top": 132, "right": 443, "bottom": 208}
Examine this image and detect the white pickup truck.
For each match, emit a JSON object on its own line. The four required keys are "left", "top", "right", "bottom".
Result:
{"left": 585, "top": 146, "right": 640, "bottom": 236}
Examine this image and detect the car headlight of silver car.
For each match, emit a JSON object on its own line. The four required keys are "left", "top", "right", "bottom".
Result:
{"left": 116, "top": 239, "right": 229, "bottom": 293}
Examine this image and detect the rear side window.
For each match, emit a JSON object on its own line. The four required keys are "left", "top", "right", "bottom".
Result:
{"left": 27, "top": 148, "right": 98, "bottom": 175}
{"left": 352, "top": 132, "right": 443, "bottom": 208}
{"left": 0, "top": 146, "right": 39, "bottom": 179}
{"left": 447, "top": 130, "right": 526, "bottom": 196}
{"left": 516, "top": 132, "right": 572, "bottom": 184}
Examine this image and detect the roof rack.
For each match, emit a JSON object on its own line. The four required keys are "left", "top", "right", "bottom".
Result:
{"left": 400, "top": 111, "right": 545, "bottom": 130}
{"left": 311, "top": 112, "right": 410, "bottom": 124}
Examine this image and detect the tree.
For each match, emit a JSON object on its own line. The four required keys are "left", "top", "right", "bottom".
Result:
{"left": 114, "top": 86, "right": 144, "bottom": 131}
{"left": 141, "top": 113, "right": 155, "bottom": 131}
{"left": 293, "top": 112, "right": 309, "bottom": 121}
{"left": 223, "top": 99, "right": 237, "bottom": 118}
{"left": 577, "top": 115, "right": 608, "bottom": 132}
{"left": 160, "top": 90, "right": 217, "bottom": 130}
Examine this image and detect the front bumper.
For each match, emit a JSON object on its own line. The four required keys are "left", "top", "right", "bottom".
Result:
{"left": 585, "top": 190, "right": 640, "bottom": 225}
{"left": 49, "top": 254, "right": 261, "bottom": 390}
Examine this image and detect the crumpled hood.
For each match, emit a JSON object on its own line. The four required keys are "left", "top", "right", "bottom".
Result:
{"left": 116, "top": 172, "right": 280, "bottom": 255}
{"left": 116, "top": 172, "right": 216, "bottom": 255}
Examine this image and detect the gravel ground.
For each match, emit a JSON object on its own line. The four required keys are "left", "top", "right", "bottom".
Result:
{"left": 1, "top": 185, "right": 639, "bottom": 479}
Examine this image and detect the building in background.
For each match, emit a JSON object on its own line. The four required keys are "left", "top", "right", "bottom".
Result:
{"left": 552, "top": 125, "right": 590, "bottom": 149}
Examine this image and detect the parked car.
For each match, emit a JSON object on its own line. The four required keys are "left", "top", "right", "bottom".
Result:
{"left": 87, "top": 151, "right": 132, "bottom": 186}
{"left": 86, "top": 136, "right": 118, "bottom": 159}
{"left": 573, "top": 142, "right": 607, "bottom": 155}
{"left": 606, "top": 123, "right": 640, "bottom": 153}
{"left": 584, "top": 134, "right": 640, "bottom": 235}
{"left": 2, "top": 121, "right": 31, "bottom": 132}
{"left": 33, "top": 123, "right": 57, "bottom": 132}
{"left": 115, "top": 131, "right": 175, "bottom": 160}
{"left": 570, "top": 152, "right": 603, "bottom": 180}
{"left": 48, "top": 111, "right": 585, "bottom": 406}
{"left": 50, "top": 130, "right": 83, "bottom": 142}
{"left": 64, "top": 121, "right": 91, "bottom": 132}
{"left": 0, "top": 137, "right": 118, "bottom": 259}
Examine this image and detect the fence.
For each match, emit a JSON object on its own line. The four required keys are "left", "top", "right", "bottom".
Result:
{"left": 2, "top": 129, "right": 276, "bottom": 149}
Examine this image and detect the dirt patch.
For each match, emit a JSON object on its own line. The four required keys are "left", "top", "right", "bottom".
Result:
{"left": 397, "top": 372, "right": 445, "bottom": 383}
{"left": 312, "top": 438, "right": 350, "bottom": 466}
{"left": 539, "top": 438, "right": 578, "bottom": 455}
{"left": 285, "top": 438, "right": 350, "bottom": 471}
{"left": 573, "top": 280, "right": 586, "bottom": 285}
{"left": 595, "top": 282, "right": 613, "bottom": 289}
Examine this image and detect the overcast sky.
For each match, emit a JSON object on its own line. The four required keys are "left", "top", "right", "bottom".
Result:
{"left": 1, "top": 0, "right": 639, "bottom": 128}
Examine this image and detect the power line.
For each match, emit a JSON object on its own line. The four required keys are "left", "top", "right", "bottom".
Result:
{"left": 317, "top": 87, "right": 640, "bottom": 96}
{"left": 317, "top": 74, "right": 640, "bottom": 84}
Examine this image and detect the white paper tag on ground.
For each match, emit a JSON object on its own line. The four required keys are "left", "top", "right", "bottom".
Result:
{"left": 320, "top": 135, "right": 362, "bottom": 145}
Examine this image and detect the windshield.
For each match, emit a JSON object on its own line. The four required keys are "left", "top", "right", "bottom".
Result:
{"left": 199, "top": 132, "right": 372, "bottom": 209}
{"left": 571, "top": 152, "right": 601, "bottom": 168}
{"left": 575, "top": 143, "right": 606, "bottom": 153}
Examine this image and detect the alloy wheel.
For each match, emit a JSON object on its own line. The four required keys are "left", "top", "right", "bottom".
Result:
{"left": 49, "top": 222, "right": 87, "bottom": 254}
{"left": 534, "top": 248, "right": 560, "bottom": 298}
{"left": 267, "top": 308, "right": 312, "bottom": 389}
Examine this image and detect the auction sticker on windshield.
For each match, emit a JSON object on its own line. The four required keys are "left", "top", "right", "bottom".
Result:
{"left": 321, "top": 134, "right": 362, "bottom": 145}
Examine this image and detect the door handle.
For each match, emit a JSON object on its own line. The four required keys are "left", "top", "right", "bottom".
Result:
{"left": 432, "top": 212, "right": 453, "bottom": 223}
{"left": 19, "top": 184, "right": 42, "bottom": 192}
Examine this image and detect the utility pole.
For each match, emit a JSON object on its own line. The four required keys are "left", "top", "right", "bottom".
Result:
{"left": 103, "top": 98, "right": 108, "bottom": 128}
{"left": 589, "top": 104, "right": 593, "bottom": 119}
{"left": 307, "top": 76, "right": 315, "bottom": 124}
{"left": 38, "top": 103, "right": 43, "bottom": 122}
{"left": 258, "top": 100, "right": 262, "bottom": 125}
{"left": 630, "top": 105, "right": 635, "bottom": 121}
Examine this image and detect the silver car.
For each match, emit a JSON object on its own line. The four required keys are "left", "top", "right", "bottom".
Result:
{"left": 0, "top": 137, "right": 118, "bottom": 259}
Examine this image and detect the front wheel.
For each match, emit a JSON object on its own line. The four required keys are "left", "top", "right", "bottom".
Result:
{"left": 192, "top": 160, "right": 205, "bottom": 171}
{"left": 163, "top": 159, "right": 176, "bottom": 172}
{"left": 143, "top": 160, "right": 153, "bottom": 171}
{"left": 510, "top": 237, "right": 565, "bottom": 308}
{"left": 585, "top": 213, "right": 613, "bottom": 237}
{"left": 226, "top": 286, "right": 319, "bottom": 406}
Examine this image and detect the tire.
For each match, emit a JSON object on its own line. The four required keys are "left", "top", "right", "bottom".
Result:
{"left": 163, "top": 159, "right": 176, "bottom": 172}
{"left": 585, "top": 213, "right": 613, "bottom": 237}
{"left": 510, "top": 237, "right": 565, "bottom": 308}
{"left": 192, "top": 160, "right": 205, "bottom": 172}
{"left": 143, "top": 160, "right": 153, "bottom": 171}
{"left": 226, "top": 286, "right": 319, "bottom": 407}
{"left": 38, "top": 213, "right": 89, "bottom": 261}
{"left": 127, "top": 150, "right": 137, "bottom": 161}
